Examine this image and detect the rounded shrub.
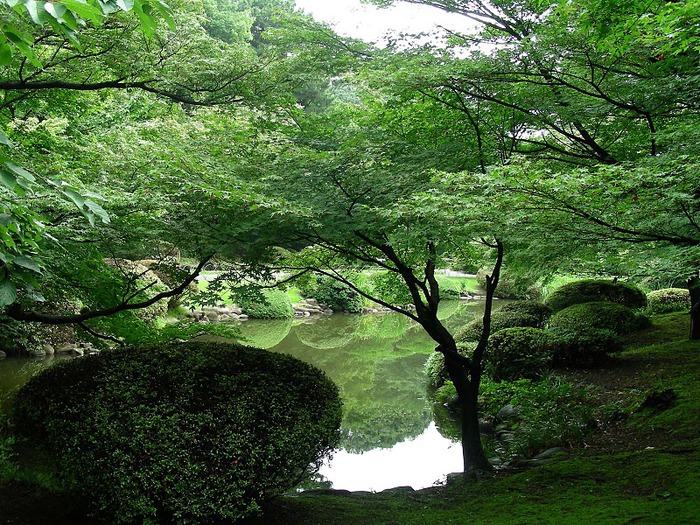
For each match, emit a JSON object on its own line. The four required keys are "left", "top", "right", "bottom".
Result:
{"left": 486, "top": 327, "right": 552, "bottom": 382}
{"left": 646, "top": 288, "right": 691, "bottom": 315}
{"left": 455, "top": 301, "right": 552, "bottom": 343}
{"left": 237, "top": 288, "right": 293, "bottom": 319}
{"left": 544, "top": 279, "right": 647, "bottom": 312}
{"left": 546, "top": 327, "right": 623, "bottom": 366}
{"left": 12, "top": 343, "right": 342, "bottom": 524}
{"left": 548, "top": 301, "right": 648, "bottom": 335}
{"left": 498, "top": 301, "right": 553, "bottom": 325}
{"left": 312, "top": 276, "right": 363, "bottom": 313}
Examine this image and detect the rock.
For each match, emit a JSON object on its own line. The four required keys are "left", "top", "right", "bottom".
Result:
{"left": 32, "top": 348, "right": 46, "bottom": 357}
{"left": 206, "top": 311, "right": 219, "bottom": 322}
{"left": 305, "top": 298, "right": 318, "bottom": 305}
{"left": 496, "top": 404, "right": 517, "bottom": 422}
{"left": 532, "top": 447, "right": 567, "bottom": 461}
{"left": 639, "top": 389, "right": 677, "bottom": 410}
{"left": 479, "top": 418, "right": 495, "bottom": 435}
{"left": 42, "top": 344, "right": 55, "bottom": 356}
{"left": 56, "top": 343, "right": 78, "bottom": 355}
{"left": 0, "top": 351, "right": 5, "bottom": 359}
{"left": 73, "top": 348, "right": 84, "bottom": 357}
{"left": 238, "top": 314, "right": 249, "bottom": 321}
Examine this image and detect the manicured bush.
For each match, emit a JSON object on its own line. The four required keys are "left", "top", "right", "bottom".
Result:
{"left": 312, "top": 276, "right": 363, "bottom": 313}
{"left": 544, "top": 279, "right": 647, "bottom": 312}
{"left": 546, "top": 327, "right": 623, "bottom": 366}
{"left": 454, "top": 301, "right": 552, "bottom": 343}
{"left": 548, "top": 301, "right": 649, "bottom": 335}
{"left": 13, "top": 343, "right": 342, "bottom": 524}
{"left": 486, "top": 327, "right": 552, "bottom": 382}
{"left": 236, "top": 288, "right": 293, "bottom": 319}
{"left": 498, "top": 301, "right": 553, "bottom": 325}
{"left": 646, "top": 288, "right": 691, "bottom": 315}
{"left": 424, "top": 345, "right": 474, "bottom": 390}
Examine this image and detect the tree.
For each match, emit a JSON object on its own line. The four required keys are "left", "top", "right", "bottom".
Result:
{"left": 374, "top": 0, "right": 700, "bottom": 335}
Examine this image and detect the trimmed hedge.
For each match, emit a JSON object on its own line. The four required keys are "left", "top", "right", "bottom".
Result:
{"left": 313, "top": 276, "right": 363, "bottom": 313}
{"left": 544, "top": 279, "right": 647, "bottom": 312}
{"left": 646, "top": 288, "right": 691, "bottom": 315}
{"left": 237, "top": 288, "right": 293, "bottom": 319}
{"left": 13, "top": 343, "right": 342, "bottom": 524}
{"left": 487, "top": 327, "right": 552, "bottom": 382}
{"left": 548, "top": 301, "right": 649, "bottom": 335}
{"left": 546, "top": 327, "right": 623, "bottom": 366}
{"left": 455, "top": 301, "right": 552, "bottom": 343}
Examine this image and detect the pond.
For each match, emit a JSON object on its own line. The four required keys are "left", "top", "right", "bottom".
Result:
{"left": 0, "top": 300, "right": 488, "bottom": 492}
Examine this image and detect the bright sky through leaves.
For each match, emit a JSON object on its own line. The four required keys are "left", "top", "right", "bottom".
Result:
{"left": 294, "top": 0, "right": 474, "bottom": 44}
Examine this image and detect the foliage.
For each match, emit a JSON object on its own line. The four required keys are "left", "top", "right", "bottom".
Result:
{"left": 544, "top": 280, "right": 648, "bottom": 312}
{"left": 486, "top": 327, "right": 552, "bottom": 382}
{"left": 312, "top": 275, "right": 364, "bottom": 313}
{"left": 12, "top": 342, "right": 342, "bottom": 524}
{"left": 478, "top": 377, "right": 595, "bottom": 457}
{"left": 645, "top": 288, "right": 691, "bottom": 315}
{"left": 549, "top": 301, "right": 649, "bottom": 336}
{"left": 435, "top": 276, "right": 461, "bottom": 299}
{"left": 454, "top": 301, "right": 551, "bottom": 343}
{"left": 234, "top": 287, "right": 293, "bottom": 319}
{"left": 546, "top": 327, "right": 623, "bottom": 366}
{"left": 477, "top": 267, "right": 540, "bottom": 300}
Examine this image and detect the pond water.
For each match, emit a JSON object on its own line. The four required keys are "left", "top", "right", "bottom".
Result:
{"left": 0, "top": 300, "right": 488, "bottom": 492}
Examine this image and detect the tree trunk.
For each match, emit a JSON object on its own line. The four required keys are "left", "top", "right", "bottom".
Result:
{"left": 443, "top": 351, "right": 492, "bottom": 475}
{"left": 688, "top": 276, "right": 700, "bottom": 340}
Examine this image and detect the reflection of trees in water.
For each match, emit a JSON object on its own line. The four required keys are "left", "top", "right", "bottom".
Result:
{"left": 353, "top": 313, "right": 411, "bottom": 342}
{"left": 268, "top": 304, "right": 484, "bottom": 453}
{"left": 340, "top": 353, "right": 432, "bottom": 453}
{"left": 234, "top": 319, "right": 292, "bottom": 349}
{"left": 294, "top": 316, "right": 358, "bottom": 350}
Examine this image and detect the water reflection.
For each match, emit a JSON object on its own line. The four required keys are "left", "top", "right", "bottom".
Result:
{"left": 0, "top": 300, "right": 485, "bottom": 490}
{"left": 237, "top": 300, "right": 481, "bottom": 490}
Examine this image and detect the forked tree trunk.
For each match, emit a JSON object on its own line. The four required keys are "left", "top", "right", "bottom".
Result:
{"left": 688, "top": 276, "right": 700, "bottom": 340}
{"left": 443, "top": 352, "right": 492, "bottom": 474}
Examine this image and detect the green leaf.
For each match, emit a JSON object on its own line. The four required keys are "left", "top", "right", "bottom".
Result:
{"left": 14, "top": 255, "right": 42, "bottom": 274}
{"left": 0, "top": 129, "right": 11, "bottom": 147}
{"left": 0, "top": 278, "right": 17, "bottom": 307}
{"left": 59, "top": 0, "right": 105, "bottom": 24}
{"left": 1, "top": 24, "right": 34, "bottom": 45}
{"left": 0, "top": 167, "right": 17, "bottom": 191}
{"left": 116, "top": 0, "right": 134, "bottom": 11}
{"left": 23, "top": 1, "right": 50, "bottom": 24}
{"left": 4, "top": 161, "right": 36, "bottom": 183}
{"left": 4, "top": 32, "right": 41, "bottom": 66}
{"left": 0, "top": 43, "right": 11, "bottom": 66}
{"left": 84, "top": 199, "right": 111, "bottom": 223}
{"left": 152, "top": 0, "right": 175, "bottom": 30}
{"left": 61, "top": 188, "right": 86, "bottom": 208}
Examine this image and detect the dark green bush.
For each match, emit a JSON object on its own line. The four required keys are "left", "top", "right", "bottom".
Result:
{"left": 548, "top": 301, "right": 648, "bottom": 335}
{"left": 424, "top": 344, "right": 474, "bottom": 390}
{"left": 498, "top": 301, "right": 553, "bottom": 325}
{"left": 236, "top": 288, "right": 293, "bottom": 319}
{"left": 313, "top": 276, "right": 363, "bottom": 313}
{"left": 487, "top": 327, "right": 552, "bottom": 382}
{"left": 544, "top": 279, "right": 647, "bottom": 312}
{"left": 454, "top": 301, "right": 552, "bottom": 343}
{"left": 546, "top": 327, "right": 623, "bottom": 366}
{"left": 646, "top": 288, "right": 691, "bottom": 314}
{"left": 13, "top": 343, "right": 342, "bottom": 524}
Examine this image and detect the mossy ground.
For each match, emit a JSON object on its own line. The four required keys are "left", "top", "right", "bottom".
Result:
{"left": 2, "top": 312, "right": 699, "bottom": 524}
